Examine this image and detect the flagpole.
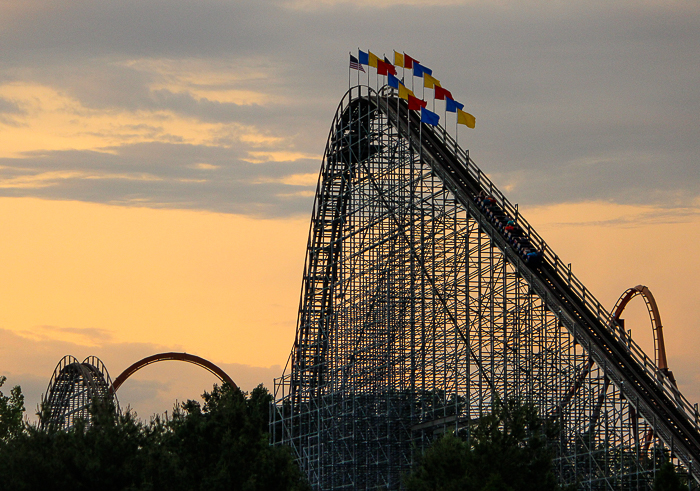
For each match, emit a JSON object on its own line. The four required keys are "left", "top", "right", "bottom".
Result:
{"left": 383, "top": 54, "right": 387, "bottom": 90}
{"left": 396, "top": 86, "right": 400, "bottom": 144}
{"left": 419, "top": 110, "right": 423, "bottom": 177}
{"left": 407, "top": 103, "right": 410, "bottom": 153}
{"left": 348, "top": 52, "right": 351, "bottom": 92}
{"left": 444, "top": 101, "right": 447, "bottom": 140}
{"left": 401, "top": 52, "right": 405, "bottom": 85}
{"left": 366, "top": 56, "right": 369, "bottom": 87}
{"left": 456, "top": 116, "right": 458, "bottom": 149}
{"left": 367, "top": 50, "right": 370, "bottom": 87}
{"left": 383, "top": 55, "right": 388, "bottom": 124}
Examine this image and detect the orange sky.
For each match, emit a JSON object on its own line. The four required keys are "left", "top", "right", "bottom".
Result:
{"left": 0, "top": 0, "right": 698, "bottom": 421}
{"left": 0, "top": 198, "right": 309, "bottom": 417}
{"left": 1, "top": 197, "right": 698, "bottom": 418}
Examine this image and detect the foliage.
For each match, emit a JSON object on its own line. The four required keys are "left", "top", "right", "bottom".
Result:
{"left": 0, "top": 375, "right": 25, "bottom": 442}
{"left": 0, "top": 381, "right": 309, "bottom": 491}
{"left": 653, "top": 451, "right": 688, "bottom": 491}
{"left": 404, "top": 398, "right": 561, "bottom": 491}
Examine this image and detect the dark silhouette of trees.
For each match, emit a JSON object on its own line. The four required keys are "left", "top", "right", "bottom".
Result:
{"left": 2, "top": 378, "right": 694, "bottom": 490}
{"left": 404, "top": 399, "right": 560, "bottom": 491}
{"left": 0, "top": 381, "right": 309, "bottom": 491}
{"left": 0, "top": 375, "right": 24, "bottom": 442}
{"left": 653, "top": 453, "right": 688, "bottom": 491}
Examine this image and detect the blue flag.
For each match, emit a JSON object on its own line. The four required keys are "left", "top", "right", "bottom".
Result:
{"left": 358, "top": 50, "right": 369, "bottom": 66}
{"left": 387, "top": 73, "right": 400, "bottom": 89}
{"left": 413, "top": 62, "right": 432, "bottom": 78}
{"left": 421, "top": 107, "right": 440, "bottom": 126}
{"left": 445, "top": 97, "right": 464, "bottom": 113}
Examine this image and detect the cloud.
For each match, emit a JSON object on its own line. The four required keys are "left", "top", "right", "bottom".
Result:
{"left": 0, "top": 142, "right": 318, "bottom": 216}
{"left": 0, "top": 96, "right": 24, "bottom": 126}
{"left": 0, "top": 97, "right": 22, "bottom": 114}
{"left": 0, "top": 0, "right": 697, "bottom": 216}
{"left": 16, "top": 325, "right": 114, "bottom": 346}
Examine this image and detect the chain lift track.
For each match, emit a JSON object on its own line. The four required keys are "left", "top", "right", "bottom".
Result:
{"left": 272, "top": 86, "right": 700, "bottom": 490}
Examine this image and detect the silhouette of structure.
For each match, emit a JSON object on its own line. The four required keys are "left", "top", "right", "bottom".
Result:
{"left": 613, "top": 285, "right": 675, "bottom": 384}
{"left": 110, "top": 352, "right": 237, "bottom": 393}
{"left": 41, "top": 355, "right": 118, "bottom": 430}
{"left": 42, "top": 352, "right": 235, "bottom": 429}
{"left": 271, "top": 86, "right": 700, "bottom": 489}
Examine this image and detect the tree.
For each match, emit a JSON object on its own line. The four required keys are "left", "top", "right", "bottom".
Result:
{"left": 405, "top": 399, "right": 560, "bottom": 491}
{"left": 0, "top": 381, "right": 309, "bottom": 491}
{"left": 653, "top": 452, "right": 687, "bottom": 491}
{"left": 164, "top": 383, "right": 310, "bottom": 491}
{"left": 0, "top": 375, "right": 25, "bottom": 442}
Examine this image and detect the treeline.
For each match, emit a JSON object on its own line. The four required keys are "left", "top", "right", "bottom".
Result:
{"left": 404, "top": 398, "right": 688, "bottom": 491}
{"left": 0, "top": 376, "right": 309, "bottom": 490}
{"left": 0, "top": 376, "right": 690, "bottom": 490}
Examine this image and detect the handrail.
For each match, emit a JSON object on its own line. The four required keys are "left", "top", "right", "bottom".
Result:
{"left": 373, "top": 86, "right": 700, "bottom": 436}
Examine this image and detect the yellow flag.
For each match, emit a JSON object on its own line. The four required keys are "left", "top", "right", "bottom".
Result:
{"left": 368, "top": 51, "right": 378, "bottom": 68}
{"left": 424, "top": 73, "right": 441, "bottom": 89}
{"left": 398, "top": 84, "right": 415, "bottom": 100}
{"left": 394, "top": 51, "right": 404, "bottom": 67}
{"left": 457, "top": 109, "right": 476, "bottom": 129}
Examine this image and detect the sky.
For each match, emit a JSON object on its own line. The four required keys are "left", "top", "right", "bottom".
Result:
{"left": 0, "top": 0, "right": 699, "bottom": 420}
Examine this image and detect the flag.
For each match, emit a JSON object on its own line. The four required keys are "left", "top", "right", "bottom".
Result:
{"left": 388, "top": 73, "right": 400, "bottom": 89}
{"left": 404, "top": 53, "right": 418, "bottom": 69}
{"left": 399, "top": 83, "right": 415, "bottom": 100}
{"left": 358, "top": 50, "right": 369, "bottom": 66}
{"left": 421, "top": 107, "right": 440, "bottom": 126}
{"left": 377, "top": 58, "right": 396, "bottom": 76}
{"left": 394, "top": 51, "right": 404, "bottom": 67}
{"left": 445, "top": 97, "right": 464, "bottom": 113}
{"left": 408, "top": 94, "right": 427, "bottom": 111}
{"left": 369, "top": 51, "right": 378, "bottom": 68}
{"left": 350, "top": 54, "right": 365, "bottom": 72}
{"left": 383, "top": 56, "right": 397, "bottom": 75}
{"left": 413, "top": 61, "right": 432, "bottom": 78}
{"left": 377, "top": 59, "right": 390, "bottom": 76}
{"left": 457, "top": 108, "right": 476, "bottom": 128}
{"left": 424, "top": 73, "right": 441, "bottom": 89}
{"left": 434, "top": 86, "right": 453, "bottom": 101}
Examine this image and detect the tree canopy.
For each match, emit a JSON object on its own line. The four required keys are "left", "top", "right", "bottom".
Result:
{"left": 0, "top": 381, "right": 309, "bottom": 491}
{"left": 2, "top": 379, "right": 695, "bottom": 490}
{"left": 404, "top": 399, "right": 561, "bottom": 491}
{"left": 0, "top": 375, "right": 25, "bottom": 442}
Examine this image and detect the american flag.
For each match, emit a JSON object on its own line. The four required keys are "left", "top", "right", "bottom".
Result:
{"left": 349, "top": 54, "right": 365, "bottom": 72}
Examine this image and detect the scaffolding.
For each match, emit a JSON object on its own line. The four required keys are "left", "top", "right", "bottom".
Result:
{"left": 272, "top": 86, "right": 700, "bottom": 490}
{"left": 41, "top": 355, "right": 118, "bottom": 430}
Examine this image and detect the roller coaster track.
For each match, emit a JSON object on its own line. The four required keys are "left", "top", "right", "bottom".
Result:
{"left": 373, "top": 87, "right": 700, "bottom": 479}
{"left": 274, "top": 86, "right": 700, "bottom": 489}
{"left": 110, "top": 352, "right": 237, "bottom": 394}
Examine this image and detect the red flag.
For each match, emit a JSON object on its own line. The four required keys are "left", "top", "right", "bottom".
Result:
{"left": 383, "top": 56, "right": 397, "bottom": 76}
{"left": 403, "top": 53, "right": 419, "bottom": 69}
{"left": 408, "top": 94, "right": 427, "bottom": 111}
{"left": 434, "top": 86, "right": 453, "bottom": 101}
{"left": 377, "top": 59, "right": 390, "bottom": 76}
